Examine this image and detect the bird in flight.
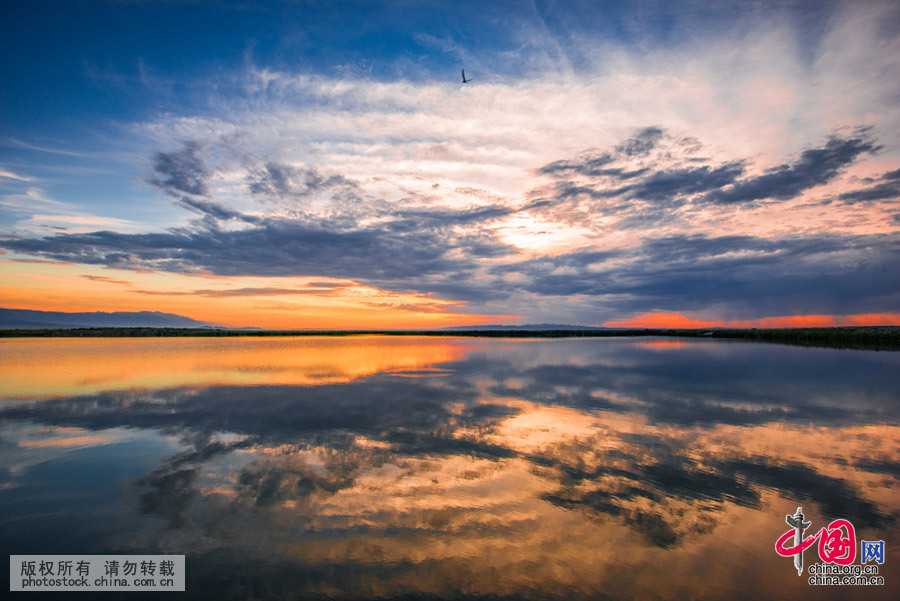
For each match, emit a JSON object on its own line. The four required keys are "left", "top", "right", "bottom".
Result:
{"left": 461, "top": 69, "right": 472, "bottom": 83}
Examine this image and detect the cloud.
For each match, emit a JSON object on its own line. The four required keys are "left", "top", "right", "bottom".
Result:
{"left": 135, "top": 285, "right": 350, "bottom": 298}
{"left": 837, "top": 167, "right": 900, "bottom": 204}
{"left": 248, "top": 162, "right": 359, "bottom": 201}
{"left": 838, "top": 181, "right": 900, "bottom": 203}
{"left": 615, "top": 126, "right": 665, "bottom": 157}
{"left": 0, "top": 187, "right": 144, "bottom": 235}
{"left": 177, "top": 196, "right": 260, "bottom": 225}
{"left": 2, "top": 137, "right": 92, "bottom": 158}
{"left": 626, "top": 163, "right": 745, "bottom": 205}
{"left": 80, "top": 274, "right": 133, "bottom": 286}
{"left": 2, "top": 189, "right": 898, "bottom": 320}
{"left": 701, "top": 131, "right": 879, "bottom": 204}
{"left": 150, "top": 141, "right": 210, "bottom": 197}
{"left": 487, "top": 232, "right": 900, "bottom": 319}
{"left": 0, "top": 212, "right": 507, "bottom": 282}
{"left": 538, "top": 129, "right": 878, "bottom": 215}
{"left": 0, "top": 167, "right": 33, "bottom": 182}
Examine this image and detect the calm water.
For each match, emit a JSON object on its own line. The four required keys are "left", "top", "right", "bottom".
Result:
{"left": 1, "top": 336, "right": 898, "bottom": 600}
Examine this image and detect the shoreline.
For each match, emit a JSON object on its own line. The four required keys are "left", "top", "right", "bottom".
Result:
{"left": 2, "top": 326, "right": 899, "bottom": 350}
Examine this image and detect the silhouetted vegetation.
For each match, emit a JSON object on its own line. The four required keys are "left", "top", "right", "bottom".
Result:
{"left": 2, "top": 326, "right": 899, "bottom": 350}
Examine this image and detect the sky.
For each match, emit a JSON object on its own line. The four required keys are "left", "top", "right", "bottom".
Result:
{"left": 1, "top": 0, "right": 899, "bottom": 329}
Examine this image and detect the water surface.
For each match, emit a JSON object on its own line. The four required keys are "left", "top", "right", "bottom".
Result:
{"left": 1, "top": 336, "right": 898, "bottom": 599}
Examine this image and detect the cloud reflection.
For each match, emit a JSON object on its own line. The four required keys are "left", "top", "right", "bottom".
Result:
{"left": 1, "top": 337, "right": 898, "bottom": 599}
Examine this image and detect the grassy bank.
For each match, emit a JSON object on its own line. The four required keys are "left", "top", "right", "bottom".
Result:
{"left": 2, "top": 326, "right": 900, "bottom": 350}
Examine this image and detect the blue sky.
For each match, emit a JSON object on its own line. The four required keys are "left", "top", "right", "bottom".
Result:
{"left": 1, "top": 0, "right": 899, "bottom": 328}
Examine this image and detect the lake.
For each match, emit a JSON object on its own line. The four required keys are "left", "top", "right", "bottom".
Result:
{"left": 1, "top": 336, "right": 898, "bottom": 599}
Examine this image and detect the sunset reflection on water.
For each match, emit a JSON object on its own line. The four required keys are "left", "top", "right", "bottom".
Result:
{"left": 0, "top": 336, "right": 473, "bottom": 399}
{"left": 1, "top": 336, "right": 898, "bottom": 600}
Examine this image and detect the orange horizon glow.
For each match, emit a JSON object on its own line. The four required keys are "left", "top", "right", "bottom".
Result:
{"left": 0, "top": 260, "right": 517, "bottom": 329}
{"left": 5, "top": 260, "right": 900, "bottom": 331}
{"left": 604, "top": 312, "right": 900, "bottom": 329}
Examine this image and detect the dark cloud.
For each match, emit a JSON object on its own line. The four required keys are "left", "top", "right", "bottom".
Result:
{"left": 551, "top": 182, "right": 624, "bottom": 201}
{"left": 537, "top": 129, "right": 881, "bottom": 222}
{"left": 537, "top": 127, "right": 674, "bottom": 179}
{"left": 616, "top": 233, "right": 900, "bottom": 316}
{"left": 0, "top": 216, "right": 503, "bottom": 280}
{"left": 393, "top": 204, "right": 515, "bottom": 225}
{"left": 489, "top": 233, "right": 900, "bottom": 317}
{"left": 178, "top": 197, "right": 260, "bottom": 224}
{"left": 702, "top": 132, "right": 878, "bottom": 204}
{"left": 150, "top": 141, "right": 210, "bottom": 197}
{"left": 247, "top": 161, "right": 358, "bottom": 201}
{"left": 623, "top": 162, "right": 744, "bottom": 204}
{"left": 838, "top": 181, "right": 900, "bottom": 203}
{"left": 544, "top": 160, "right": 747, "bottom": 217}
{"left": 615, "top": 126, "right": 664, "bottom": 157}
{"left": 538, "top": 152, "right": 617, "bottom": 177}
{"left": 837, "top": 167, "right": 900, "bottom": 204}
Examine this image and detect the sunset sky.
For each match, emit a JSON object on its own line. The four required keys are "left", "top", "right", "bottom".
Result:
{"left": 1, "top": 0, "right": 899, "bottom": 329}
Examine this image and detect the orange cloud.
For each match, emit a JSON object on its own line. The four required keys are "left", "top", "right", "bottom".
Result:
{"left": 605, "top": 312, "right": 900, "bottom": 328}
{"left": 20, "top": 435, "right": 112, "bottom": 448}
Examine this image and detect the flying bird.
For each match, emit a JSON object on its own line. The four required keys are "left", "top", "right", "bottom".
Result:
{"left": 461, "top": 69, "right": 472, "bottom": 83}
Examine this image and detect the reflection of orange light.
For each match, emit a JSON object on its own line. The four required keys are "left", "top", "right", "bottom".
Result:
{"left": 637, "top": 340, "right": 687, "bottom": 349}
{"left": 19, "top": 435, "right": 112, "bottom": 448}
{"left": 235, "top": 404, "right": 900, "bottom": 600}
{"left": 606, "top": 312, "right": 900, "bottom": 328}
{"left": 0, "top": 337, "right": 477, "bottom": 399}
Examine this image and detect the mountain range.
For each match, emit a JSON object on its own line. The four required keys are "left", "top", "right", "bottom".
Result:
{"left": 0, "top": 308, "right": 214, "bottom": 329}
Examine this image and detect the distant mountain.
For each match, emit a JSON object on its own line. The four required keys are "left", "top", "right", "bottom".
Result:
{"left": 442, "top": 323, "right": 607, "bottom": 331}
{"left": 0, "top": 308, "right": 215, "bottom": 329}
